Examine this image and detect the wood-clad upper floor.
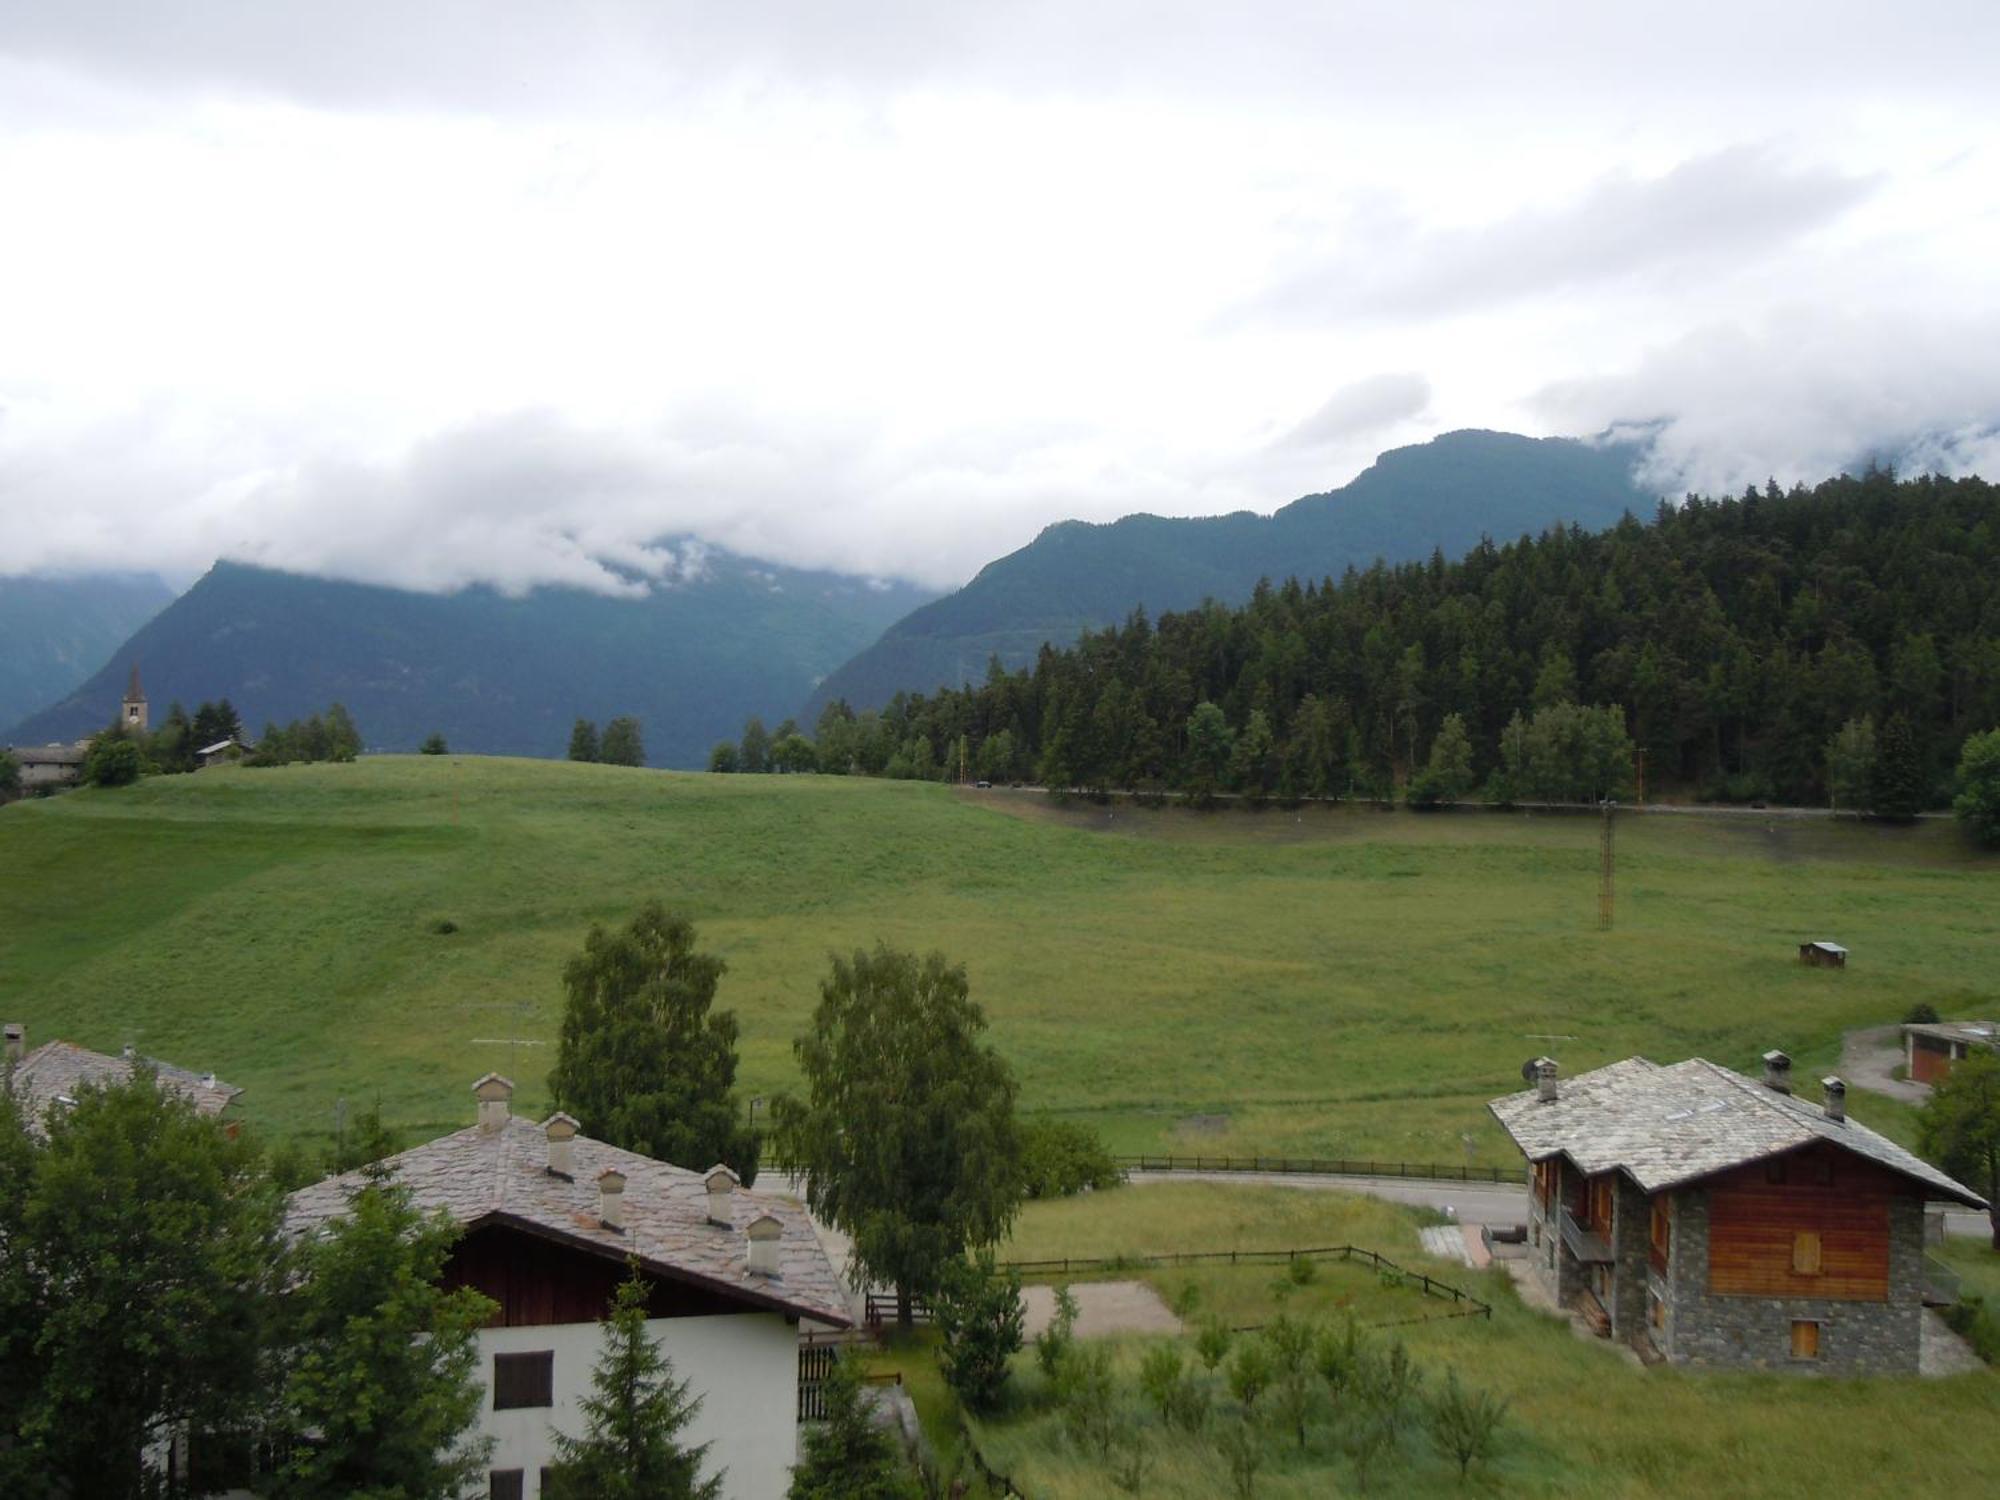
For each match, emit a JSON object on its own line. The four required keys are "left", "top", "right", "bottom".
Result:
{"left": 442, "top": 1221, "right": 770, "bottom": 1328}
{"left": 1702, "top": 1144, "right": 1904, "bottom": 1303}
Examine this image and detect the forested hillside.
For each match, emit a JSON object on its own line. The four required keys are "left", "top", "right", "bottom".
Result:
{"left": 7, "top": 550, "right": 934, "bottom": 767}
{"left": 798, "top": 470, "right": 2000, "bottom": 806}
{"left": 805, "top": 429, "right": 1654, "bottom": 715}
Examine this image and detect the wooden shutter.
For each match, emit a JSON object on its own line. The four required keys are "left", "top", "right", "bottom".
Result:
{"left": 493, "top": 1351, "right": 554, "bottom": 1409}
{"left": 1792, "top": 1230, "right": 1823, "bottom": 1275}
{"left": 1790, "top": 1320, "right": 1820, "bottom": 1359}
{"left": 489, "top": 1471, "right": 525, "bottom": 1500}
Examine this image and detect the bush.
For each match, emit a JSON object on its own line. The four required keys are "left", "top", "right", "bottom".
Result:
{"left": 1941, "top": 1295, "right": 2000, "bottom": 1364}
{"left": 419, "top": 732, "right": 448, "bottom": 755}
{"left": 933, "top": 1251, "right": 1024, "bottom": 1413}
{"left": 1020, "top": 1118, "right": 1121, "bottom": 1199}
{"left": 1427, "top": 1367, "right": 1509, "bottom": 1480}
{"left": 1905, "top": 1001, "right": 1941, "bottom": 1025}
{"left": 1034, "top": 1284, "right": 1078, "bottom": 1381}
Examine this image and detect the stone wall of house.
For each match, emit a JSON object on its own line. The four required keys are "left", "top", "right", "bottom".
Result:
{"left": 1608, "top": 1176, "right": 1651, "bottom": 1342}
{"left": 1660, "top": 1186, "right": 1925, "bottom": 1372}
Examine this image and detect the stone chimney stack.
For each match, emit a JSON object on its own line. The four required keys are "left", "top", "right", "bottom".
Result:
{"left": 3, "top": 1023, "right": 23, "bottom": 1068}
{"left": 747, "top": 1214, "right": 782, "bottom": 1277}
{"left": 598, "top": 1168, "right": 627, "bottom": 1233}
{"left": 1761, "top": 1050, "right": 1793, "bottom": 1094}
{"left": 1821, "top": 1076, "right": 1847, "bottom": 1124}
{"left": 543, "top": 1113, "right": 580, "bottom": 1178}
{"left": 1535, "top": 1057, "right": 1560, "bottom": 1104}
{"left": 473, "top": 1073, "right": 514, "bottom": 1132}
{"left": 705, "top": 1165, "right": 739, "bottom": 1227}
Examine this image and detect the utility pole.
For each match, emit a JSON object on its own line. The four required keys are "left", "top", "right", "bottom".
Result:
{"left": 1598, "top": 799, "right": 1616, "bottom": 930}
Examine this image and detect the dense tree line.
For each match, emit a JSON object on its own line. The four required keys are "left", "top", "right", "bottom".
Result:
{"left": 249, "top": 703, "right": 363, "bottom": 767}
{"left": 778, "top": 470, "right": 1999, "bottom": 808}
{"left": 570, "top": 715, "right": 647, "bottom": 767}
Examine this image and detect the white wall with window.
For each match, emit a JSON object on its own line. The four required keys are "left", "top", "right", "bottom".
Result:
{"left": 478, "top": 1311, "right": 801, "bottom": 1499}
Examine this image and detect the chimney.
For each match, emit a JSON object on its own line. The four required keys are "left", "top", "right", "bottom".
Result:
{"left": 1761, "top": 1050, "right": 1792, "bottom": 1094}
{"left": 747, "top": 1213, "right": 782, "bottom": 1277}
{"left": 1535, "top": 1057, "right": 1560, "bottom": 1104}
{"left": 598, "top": 1168, "right": 627, "bottom": 1233}
{"left": 705, "top": 1164, "right": 739, "bottom": 1227}
{"left": 1821, "top": 1076, "right": 1847, "bottom": 1124}
{"left": 543, "top": 1113, "right": 580, "bottom": 1178}
{"left": 472, "top": 1073, "right": 514, "bottom": 1132}
{"left": 3, "top": 1023, "right": 22, "bottom": 1068}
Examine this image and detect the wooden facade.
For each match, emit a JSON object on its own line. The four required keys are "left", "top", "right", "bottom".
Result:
{"left": 1704, "top": 1146, "right": 1896, "bottom": 1302}
{"left": 442, "top": 1220, "right": 760, "bottom": 1328}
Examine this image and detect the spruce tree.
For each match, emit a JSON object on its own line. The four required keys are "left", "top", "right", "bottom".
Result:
{"left": 569, "top": 717, "right": 601, "bottom": 762}
{"left": 545, "top": 1271, "right": 723, "bottom": 1500}
{"left": 788, "top": 1351, "right": 916, "bottom": 1500}
{"left": 1870, "top": 711, "right": 1925, "bottom": 820}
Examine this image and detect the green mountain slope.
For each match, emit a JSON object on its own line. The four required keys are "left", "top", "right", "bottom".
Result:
{"left": 6, "top": 550, "right": 934, "bottom": 766}
{"left": 0, "top": 572, "right": 176, "bottom": 735}
{"left": 807, "top": 429, "right": 1655, "bottom": 714}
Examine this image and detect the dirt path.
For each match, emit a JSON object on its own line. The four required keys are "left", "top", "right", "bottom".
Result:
{"left": 1842, "top": 1024, "right": 1929, "bottom": 1104}
{"left": 1020, "top": 1279, "right": 1181, "bottom": 1338}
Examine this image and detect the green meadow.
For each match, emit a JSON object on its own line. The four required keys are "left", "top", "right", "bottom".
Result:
{"left": 2, "top": 756, "right": 1996, "bottom": 1161}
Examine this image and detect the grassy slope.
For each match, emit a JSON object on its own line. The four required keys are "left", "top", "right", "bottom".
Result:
{"left": 969, "top": 1185, "right": 2000, "bottom": 1499}
{"left": 2, "top": 758, "right": 1996, "bottom": 1164}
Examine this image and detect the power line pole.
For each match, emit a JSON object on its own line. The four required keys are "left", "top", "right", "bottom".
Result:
{"left": 1599, "top": 798, "right": 1616, "bottom": 930}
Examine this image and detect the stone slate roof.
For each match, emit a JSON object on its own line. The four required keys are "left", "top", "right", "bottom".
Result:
{"left": 1490, "top": 1056, "right": 1986, "bottom": 1209}
{"left": 1906, "top": 1020, "right": 2000, "bottom": 1050}
{"left": 285, "top": 1113, "right": 852, "bottom": 1327}
{"left": 9, "top": 743, "right": 87, "bottom": 766}
{"left": 8, "top": 1040, "right": 243, "bottom": 1135}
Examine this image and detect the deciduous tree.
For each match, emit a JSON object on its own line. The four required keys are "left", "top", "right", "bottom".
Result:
{"left": 1952, "top": 727, "right": 2000, "bottom": 846}
{"left": 569, "top": 717, "right": 601, "bottom": 762}
{"left": 601, "top": 716, "right": 647, "bottom": 767}
{"left": 549, "top": 904, "right": 760, "bottom": 1181}
{"left": 1920, "top": 1050, "right": 2000, "bottom": 1248}
{"left": 271, "top": 1178, "right": 494, "bottom": 1499}
{"left": 774, "top": 945, "right": 1023, "bottom": 1326}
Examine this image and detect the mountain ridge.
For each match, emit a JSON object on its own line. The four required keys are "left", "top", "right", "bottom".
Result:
{"left": 804, "top": 429, "right": 1659, "bottom": 715}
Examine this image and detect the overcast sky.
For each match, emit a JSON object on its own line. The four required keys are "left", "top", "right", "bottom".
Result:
{"left": 2, "top": 2, "right": 1997, "bottom": 595}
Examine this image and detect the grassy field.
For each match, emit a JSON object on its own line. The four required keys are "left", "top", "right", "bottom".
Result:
{"left": 943, "top": 1184, "right": 2000, "bottom": 1499}
{"left": 2, "top": 756, "right": 1996, "bottom": 1163}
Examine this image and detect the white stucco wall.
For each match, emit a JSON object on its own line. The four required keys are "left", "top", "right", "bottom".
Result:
{"left": 478, "top": 1312, "right": 799, "bottom": 1500}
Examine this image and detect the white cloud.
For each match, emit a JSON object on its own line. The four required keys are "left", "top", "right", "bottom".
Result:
{"left": 0, "top": 3, "right": 1997, "bottom": 595}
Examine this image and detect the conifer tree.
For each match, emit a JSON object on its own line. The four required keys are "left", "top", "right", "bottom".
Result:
{"left": 788, "top": 1351, "right": 916, "bottom": 1500}
{"left": 1870, "top": 711, "right": 1925, "bottom": 819}
{"left": 545, "top": 1271, "right": 723, "bottom": 1500}
{"left": 569, "top": 717, "right": 601, "bottom": 762}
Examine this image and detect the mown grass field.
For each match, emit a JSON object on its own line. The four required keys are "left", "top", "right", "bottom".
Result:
{"left": 2, "top": 756, "right": 1996, "bottom": 1164}
{"left": 948, "top": 1185, "right": 2000, "bottom": 1499}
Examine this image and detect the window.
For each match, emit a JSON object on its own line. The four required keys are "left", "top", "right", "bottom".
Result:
{"left": 1792, "top": 1230, "right": 1823, "bottom": 1276}
{"left": 1649, "top": 1198, "right": 1670, "bottom": 1266}
{"left": 493, "top": 1351, "right": 554, "bottom": 1410}
{"left": 1790, "top": 1320, "right": 1820, "bottom": 1360}
{"left": 490, "top": 1472, "right": 524, "bottom": 1500}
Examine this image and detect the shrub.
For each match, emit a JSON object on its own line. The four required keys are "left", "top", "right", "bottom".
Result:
{"left": 933, "top": 1251, "right": 1024, "bottom": 1413}
{"left": 1138, "top": 1344, "right": 1209, "bottom": 1432}
{"left": 1905, "top": 1001, "right": 1941, "bottom": 1025}
{"left": 1053, "top": 1342, "right": 1116, "bottom": 1457}
{"left": 1215, "top": 1415, "right": 1265, "bottom": 1500}
{"left": 419, "top": 732, "right": 448, "bottom": 755}
{"left": 1226, "top": 1338, "right": 1273, "bottom": 1414}
{"left": 1195, "top": 1315, "right": 1233, "bottom": 1374}
{"left": 1020, "top": 1118, "right": 1121, "bottom": 1198}
{"left": 1427, "top": 1367, "right": 1510, "bottom": 1481}
{"left": 1034, "top": 1284, "right": 1078, "bottom": 1381}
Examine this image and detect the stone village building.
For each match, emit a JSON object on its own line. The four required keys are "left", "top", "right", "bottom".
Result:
{"left": 3, "top": 1022, "right": 242, "bottom": 1137}
{"left": 285, "top": 1075, "right": 850, "bottom": 1500}
{"left": 1490, "top": 1051, "right": 1985, "bottom": 1372}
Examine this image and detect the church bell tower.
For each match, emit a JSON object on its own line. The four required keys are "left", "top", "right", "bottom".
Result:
{"left": 122, "top": 662, "right": 148, "bottom": 734}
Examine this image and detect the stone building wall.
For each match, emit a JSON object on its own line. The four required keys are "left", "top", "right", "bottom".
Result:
{"left": 1608, "top": 1176, "right": 1651, "bottom": 1342}
{"left": 1660, "top": 1186, "right": 1925, "bottom": 1372}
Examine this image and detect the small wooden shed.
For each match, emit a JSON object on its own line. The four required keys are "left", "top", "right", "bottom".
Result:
{"left": 1798, "top": 941, "right": 1848, "bottom": 969}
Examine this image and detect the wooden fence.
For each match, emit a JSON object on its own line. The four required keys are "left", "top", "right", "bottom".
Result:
{"left": 797, "top": 1333, "right": 904, "bottom": 1420}
{"left": 1000, "top": 1243, "right": 1492, "bottom": 1320}
{"left": 1114, "top": 1153, "right": 1525, "bottom": 1184}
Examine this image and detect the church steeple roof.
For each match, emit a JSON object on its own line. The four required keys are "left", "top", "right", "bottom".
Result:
{"left": 125, "top": 662, "right": 145, "bottom": 703}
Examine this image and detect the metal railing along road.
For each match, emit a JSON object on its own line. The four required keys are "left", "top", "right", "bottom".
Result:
{"left": 1114, "top": 1153, "right": 1526, "bottom": 1184}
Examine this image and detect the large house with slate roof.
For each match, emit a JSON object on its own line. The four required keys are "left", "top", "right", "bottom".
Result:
{"left": 285, "top": 1074, "right": 849, "bottom": 1500}
{"left": 1490, "top": 1050, "right": 1985, "bottom": 1372}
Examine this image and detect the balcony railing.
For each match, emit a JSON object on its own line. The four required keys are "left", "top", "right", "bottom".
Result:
{"left": 1559, "top": 1207, "right": 1615, "bottom": 1264}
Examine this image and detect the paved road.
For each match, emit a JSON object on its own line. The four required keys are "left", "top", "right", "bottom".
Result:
{"left": 1124, "top": 1168, "right": 1993, "bottom": 1240}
